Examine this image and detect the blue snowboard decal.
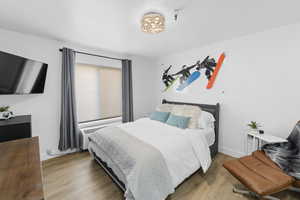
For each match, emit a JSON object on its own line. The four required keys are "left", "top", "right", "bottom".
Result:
{"left": 177, "top": 71, "right": 201, "bottom": 91}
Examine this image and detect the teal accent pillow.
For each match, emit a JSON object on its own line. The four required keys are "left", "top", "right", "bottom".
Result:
{"left": 150, "top": 111, "right": 170, "bottom": 123}
{"left": 166, "top": 114, "right": 191, "bottom": 129}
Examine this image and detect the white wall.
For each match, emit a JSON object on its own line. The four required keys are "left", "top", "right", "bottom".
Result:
{"left": 0, "top": 29, "right": 61, "bottom": 160}
{"left": 0, "top": 28, "right": 155, "bottom": 160}
{"left": 155, "top": 23, "right": 300, "bottom": 157}
{"left": 131, "top": 55, "right": 157, "bottom": 119}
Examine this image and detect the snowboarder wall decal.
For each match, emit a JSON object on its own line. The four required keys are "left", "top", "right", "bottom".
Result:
{"left": 161, "top": 52, "right": 225, "bottom": 92}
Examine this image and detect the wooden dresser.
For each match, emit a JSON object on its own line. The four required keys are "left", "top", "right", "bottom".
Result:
{"left": 0, "top": 137, "right": 44, "bottom": 200}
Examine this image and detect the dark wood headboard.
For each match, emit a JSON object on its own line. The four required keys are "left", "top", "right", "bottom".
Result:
{"left": 162, "top": 99, "right": 220, "bottom": 158}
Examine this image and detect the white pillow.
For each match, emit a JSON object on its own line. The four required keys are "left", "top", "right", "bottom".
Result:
{"left": 171, "top": 104, "right": 202, "bottom": 129}
{"left": 156, "top": 103, "right": 174, "bottom": 113}
{"left": 198, "top": 111, "right": 215, "bottom": 129}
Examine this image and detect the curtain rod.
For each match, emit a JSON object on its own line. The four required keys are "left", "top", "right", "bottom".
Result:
{"left": 59, "top": 48, "right": 124, "bottom": 61}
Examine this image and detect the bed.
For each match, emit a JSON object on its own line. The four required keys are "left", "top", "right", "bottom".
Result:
{"left": 88, "top": 99, "right": 220, "bottom": 199}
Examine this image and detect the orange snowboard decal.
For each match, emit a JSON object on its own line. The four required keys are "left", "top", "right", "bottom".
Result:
{"left": 206, "top": 53, "right": 225, "bottom": 89}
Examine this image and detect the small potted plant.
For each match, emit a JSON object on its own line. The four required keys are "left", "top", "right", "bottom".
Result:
{"left": 247, "top": 121, "right": 261, "bottom": 134}
{"left": 0, "top": 106, "right": 14, "bottom": 120}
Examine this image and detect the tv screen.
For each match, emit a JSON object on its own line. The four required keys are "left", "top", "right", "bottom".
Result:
{"left": 0, "top": 51, "right": 48, "bottom": 94}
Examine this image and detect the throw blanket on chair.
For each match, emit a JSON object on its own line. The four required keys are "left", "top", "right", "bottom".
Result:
{"left": 89, "top": 127, "right": 174, "bottom": 200}
{"left": 262, "top": 121, "right": 300, "bottom": 180}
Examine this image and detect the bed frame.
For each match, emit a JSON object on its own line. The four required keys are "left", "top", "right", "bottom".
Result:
{"left": 162, "top": 99, "right": 220, "bottom": 158}
{"left": 91, "top": 99, "right": 220, "bottom": 192}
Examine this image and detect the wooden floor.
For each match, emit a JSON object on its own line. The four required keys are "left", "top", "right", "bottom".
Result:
{"left": 42, "top": 152, "right": 299, "bottom": 200}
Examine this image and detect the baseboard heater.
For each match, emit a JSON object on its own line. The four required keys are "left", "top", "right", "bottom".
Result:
{"left": 80, "top": 121, "right": 121, "bottom": 150}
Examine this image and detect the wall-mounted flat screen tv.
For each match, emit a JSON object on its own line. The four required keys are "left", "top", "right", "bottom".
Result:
{"left": 0, "top": 51, "right": 48, "bottom": 94}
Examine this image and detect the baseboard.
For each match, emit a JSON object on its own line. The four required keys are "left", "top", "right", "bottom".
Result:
{"left": 220, "top": 147, "right": 245, "bottom": 158}
{"left": 41, "top": 152, "right": 50, "bottom": 161}
{"left": 40, "top": 149, "right": 78, "bottom": 161}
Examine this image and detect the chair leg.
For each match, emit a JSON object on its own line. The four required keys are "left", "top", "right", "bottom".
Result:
{"left": 233, "top": 187, "right": 252, "bottom": 195}
{"left": 233, "top": 186, "right": 259, "bottom": 198}
{"left": 232, "top": 185, "right": 280, "bottom": 200}
{"left": 261, "top": 195, "right": 280, "bottom": 200}
{"left": 288, "top": 186, "right": 300, "bottom": 193}
{"left": 232, "top": 185, "right": 300, "bottom": 200}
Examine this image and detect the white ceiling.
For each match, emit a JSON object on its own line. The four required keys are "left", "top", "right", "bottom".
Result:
{"left": 0, "top": 0, "right": 300, "bottom": 57}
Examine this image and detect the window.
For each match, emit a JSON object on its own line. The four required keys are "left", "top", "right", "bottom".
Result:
{"left": 75, "top": 63, "right": 122, "bottom": 123}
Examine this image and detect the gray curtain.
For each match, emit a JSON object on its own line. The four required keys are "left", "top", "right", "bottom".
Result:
{"left": 58, "top": 48, "right": 80, "bottom": 151}
{"left": 122, "top": 59, "right": 134, "bottom": 123}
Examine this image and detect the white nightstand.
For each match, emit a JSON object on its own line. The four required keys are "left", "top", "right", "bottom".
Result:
{"left": 245, "top": 131, "right": 287, "bottom": 155}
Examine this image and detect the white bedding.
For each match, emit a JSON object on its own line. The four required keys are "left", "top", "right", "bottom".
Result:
{"left": 116, "top": 118, "right": 212, "bottom": 187}
{"left": 202, "top": 127, "right": 215, "bottom": 146}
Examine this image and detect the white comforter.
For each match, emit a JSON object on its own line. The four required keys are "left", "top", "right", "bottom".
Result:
{"left": 118, "top": 118, "right": 212, "bottom": 187}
